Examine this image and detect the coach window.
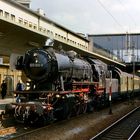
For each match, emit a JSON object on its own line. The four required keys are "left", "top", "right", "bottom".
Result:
{"left": 0, "top": 10, "right": 3, "bottom": 16}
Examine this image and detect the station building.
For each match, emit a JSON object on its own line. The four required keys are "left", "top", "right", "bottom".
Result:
{"left": 88, "top": 33, "right": 140, "bottom": 63}
{"left": 0, "top": 0, "right": 127, "bottom": 96}
{"left": 0, "top": 0, "right": 89, "bottom": 96}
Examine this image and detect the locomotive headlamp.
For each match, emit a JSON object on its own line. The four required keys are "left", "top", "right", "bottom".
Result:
{"left": 62, "top": 96, "right": 65, "bottom": 99}
{"left": 33, "top": 53, "right": 38, "bottom": 57}
{"left": 33, "top": 53, "right": 38, "bottom": 63}
{"left": 56, "top": 94, "right": 60, "bottom": 98}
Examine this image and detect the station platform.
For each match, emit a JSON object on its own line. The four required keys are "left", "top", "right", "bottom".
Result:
{"left": 0, "top": 98, "right": 15, "bottom": 104}
{"left": 0, "top": 97, "right": 16, "bottom": 114}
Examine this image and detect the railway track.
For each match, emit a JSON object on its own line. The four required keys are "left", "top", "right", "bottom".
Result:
{"left": 90, "top": 106, "right": 140, "bottom": 140}
{"left": 0, "top": 99, "right": 140, "bottom": 140}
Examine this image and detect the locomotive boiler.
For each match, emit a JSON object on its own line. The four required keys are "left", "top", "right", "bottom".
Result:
{"left": 5, "top": 47, "right": 140, "bottom": 125}
{"left": 16, "top": 48, "right": 95, "bottom": 90}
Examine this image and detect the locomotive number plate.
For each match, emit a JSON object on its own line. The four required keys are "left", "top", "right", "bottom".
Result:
{"left": 30, "top": 63, "right": 43, "bottom": 67}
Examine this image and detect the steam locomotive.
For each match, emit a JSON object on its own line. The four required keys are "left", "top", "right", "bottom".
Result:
{"left": 6, "top": 47, "right": 140, "bottom": 125}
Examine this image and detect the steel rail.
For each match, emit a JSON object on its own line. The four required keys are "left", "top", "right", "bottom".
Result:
{"left": 128, "top": 124, "right": 140, "bottom": 140}
{"left": 90, "top": 106, "right": 140, "bottom": 140}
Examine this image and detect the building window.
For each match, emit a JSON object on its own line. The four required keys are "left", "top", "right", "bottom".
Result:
{"left": 43, "top": 28, "right": 46, "bottom": 33}
{"left": 33, "top": 24, "right": 37, "bottom": 29}
{"left": 57, "top": 35, "right": 59, "bottom": 38}
{"left": 51, "top": 31, "right": 53, "bottom": 36}
{"left": 39, "top": 26, "right": 43, "bottom": 31}
{"left": 4, "top": 12, "right": 9, "bottom": 19}
{"left": 55, "top": 33, "right": 58, "bottom": 38}
{"left": 0, "top": 9, "right": 3, "bottom": 16}
{"left": 24, "top": 20, "right": 28, "bottom": 26}
{"left": 18, "top": 17, "right": 23, "bottom": 24}
{"left": 29, "top": 22, "right": 32, "bottom": 28}
{"left": 11, "top": 14, "right": 15, "bottom": 21}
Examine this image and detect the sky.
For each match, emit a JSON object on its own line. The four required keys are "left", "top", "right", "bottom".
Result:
{"left": 31, "top": 0, "right": 140, "bottom": 35}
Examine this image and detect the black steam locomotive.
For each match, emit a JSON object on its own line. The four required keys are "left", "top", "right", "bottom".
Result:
{"left": 6, "top": 47, "right": 140, "bottom": 125}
